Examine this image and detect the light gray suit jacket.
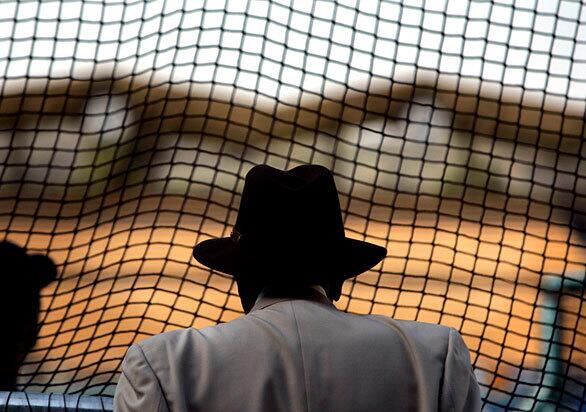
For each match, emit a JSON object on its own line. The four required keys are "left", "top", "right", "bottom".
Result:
{"left": 114, "top": 288, "right": 481, "bottom": 411}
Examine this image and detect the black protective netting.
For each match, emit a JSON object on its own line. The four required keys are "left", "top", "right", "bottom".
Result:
{"left": 0, "top": 0, "right": 585, "bottom": 410}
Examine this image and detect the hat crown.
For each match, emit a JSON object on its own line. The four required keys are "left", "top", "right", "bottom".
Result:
{"left": 233, "top": 165, "right": 345, "bottom": 248}
{"left": 192, "top": 164, "right": 386, "bottom": 280}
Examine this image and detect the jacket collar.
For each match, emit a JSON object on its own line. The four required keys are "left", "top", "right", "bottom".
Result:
{"left": 249, "top": 285, "right": 336, "bottom": 313}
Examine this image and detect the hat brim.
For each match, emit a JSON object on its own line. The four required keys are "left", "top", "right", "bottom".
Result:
{"left": 193, "top": 237, "right": 386, "bottom": 281}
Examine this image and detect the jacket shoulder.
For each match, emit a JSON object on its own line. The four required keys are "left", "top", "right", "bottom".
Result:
{"left": 135, "top": 317, "right": 254, "bottom": 359}
{"left": 366, "top": 316, "right": 480, "bottom": 411}
{"left": 135, "top": 327, "right": 192, "bottom": 355}
{"left": 367, "top": 315, "right": 453, "bottom": 343}
{"left": 365, "top": 316, "right": 453, "bottom": 377}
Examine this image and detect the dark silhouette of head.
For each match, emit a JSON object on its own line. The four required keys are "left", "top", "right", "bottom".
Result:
{"left": 0, "top": 241, "right": 57, "bottom": 391}
{"left": 193, "top": 165, "right": 386, "bottom": 313}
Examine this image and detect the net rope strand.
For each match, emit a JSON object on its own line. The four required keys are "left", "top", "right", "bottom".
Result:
{"left": 0, "top": 1, "right": 585, "bottom": 410}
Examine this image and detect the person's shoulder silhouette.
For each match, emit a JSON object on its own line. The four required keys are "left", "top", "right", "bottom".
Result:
{"left": 0, "top": 240, "right": 57, "bottom": 391}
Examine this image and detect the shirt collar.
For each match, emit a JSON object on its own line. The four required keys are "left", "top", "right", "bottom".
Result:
{"left": 250, "top": 284, "right": 334, "bottom": 313}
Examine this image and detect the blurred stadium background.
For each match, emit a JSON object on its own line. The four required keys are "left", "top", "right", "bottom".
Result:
{"left": 0, "top": 0, "right": 584, "bottom": 410}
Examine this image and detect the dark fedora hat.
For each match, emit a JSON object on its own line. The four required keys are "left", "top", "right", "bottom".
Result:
{"left": 193, "top": 164, "right": 386, "bottom": 282}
